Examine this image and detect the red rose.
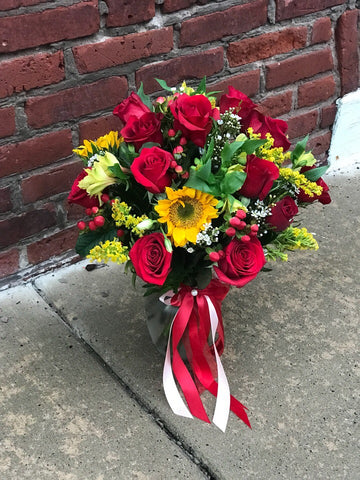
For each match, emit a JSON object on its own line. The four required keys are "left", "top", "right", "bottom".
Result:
{"left": 113, "top": 92, "right": 150, "bottom": 124}
{"left": 297, "top": 166, "right": 331, "bottom": 205}
{"left": 219, "top": 86, "right": 257, "bottom": 118}
{"left": 238, "top": 155, "right": 279, "bottom": 200}
{"left": 241, "top": 109, "right": 291, "bottom": 151}
{"left": 129, "top": 233, "right": 172, "bottom": 286}
{"left": 68, "top": 170, "right": 99, "bottom": 209}
{"left": 214, "top": 236, "right": 266, "bottom": 288}
{"left": 131, "top": 146, "right": 173, "bottom": 194}
{"left": 121, "top": 112, "right": 163, "bottom": 151}
{"left": 266, "top": 196, "right": 298, "bottom": 232}
{"left": 169, "top": 93, "right": 219, "bottom": 147}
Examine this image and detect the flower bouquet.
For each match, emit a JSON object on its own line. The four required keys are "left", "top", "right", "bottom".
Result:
{"left": 68, "top": 78, "right": 330, "bottom": 431}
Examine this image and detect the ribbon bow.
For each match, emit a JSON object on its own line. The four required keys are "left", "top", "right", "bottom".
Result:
{"left": 161, "top": 279, "right": 250, "bottom": 432}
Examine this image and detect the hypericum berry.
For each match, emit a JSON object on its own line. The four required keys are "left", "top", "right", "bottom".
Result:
{"left": 209, "top": 251, "right": 220, "bottom": 262}
{"left": 156, "top": 96, "right": 166, "bottom": 104}
{"left": 117, "top": 229, "right": 125, "bottom": 237}
{"left": 225, "top": 227, "right": 236, "bottom": 237}
{"left": 77, "top": 221, "right": 86, "bottom": 230}
{"left": 168, "top": 129, "right": 176, "bottom": 137}
{"left": 88, "top": 221, "right": 97, "bottom": 231}
{"left": 250, "top": 224, "right": 259, "bottom": 236}
{"left": 229, "top": 216, "right": 241, "bottom": 228}
{"left": 170, "top": 160, "right": 178, "bottom": 169}
{"left": 179, "top": 136, "right": 187, "bottom": 146}
{"left": 175, "top": 165, "right": 183, "bottom": 173}
{"left": 173, "top": 146, "right": 183, "bottom": 155}
{"left": 240, "top": 235, "right": 250, "bottom": 242}
{"left": 235, "top": 209, "right": 247, "bottom": 219}
{"left": 218, "top": 250, "right": 225, "bottom": 258}
{"left": 238, "top": 220, "right": 246, "bottom": 230}
{"left": 91, "top": 206, "right": 99, "bottom": 215}
{"left": 85, "top": 208, "right": 92, "bottom": 216}
{"left": 181, "top": 171, "right": 189, "bottom": 179}
{"left": 101, "top": 193, "right": 110, "bottom": 203}
{"left": 93, "top": 215, "right": 105, "bottom": 227}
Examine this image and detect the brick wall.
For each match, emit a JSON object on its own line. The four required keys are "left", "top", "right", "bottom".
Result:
{"left": 0, "top": 0, "right": 359, "bottom": 286}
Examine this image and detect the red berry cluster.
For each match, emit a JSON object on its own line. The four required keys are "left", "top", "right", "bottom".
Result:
{"left": 224, "top": 209, "right": 259, "bottom": 243}
{"left": 76, "top": 193, "right": 110, "bottom": 232}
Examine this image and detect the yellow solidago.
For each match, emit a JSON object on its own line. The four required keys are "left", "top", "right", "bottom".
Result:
{"left": 279, "top": 168, "right": 323, "bottom": 197}
{"left": 73, "top": 131, "right": 123, "bottom": 160}
{"left": 111, "top": 199, "right": 148, "bottom": 236}
{"left": 248, "top": 130, "right": 290, "bottom": 166}
{"left": 87, "top": 240, "right": 129, "bottom": 265}
{"left": 286, "top": 227, "right": 319, "bottom": 251}
{"left": 180, "top": 81, "right": 195, "bottom": 95}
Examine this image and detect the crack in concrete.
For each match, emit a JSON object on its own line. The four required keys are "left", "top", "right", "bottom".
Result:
{"left": 31, "top": 280, "right": 219, "bottom": 480}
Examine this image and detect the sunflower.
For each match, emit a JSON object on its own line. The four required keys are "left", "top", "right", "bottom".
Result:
{"left": 155, "top": 186, "right": 218, "bottom": 247}
{"left": 73, "top": 131, "right": 123, "bottom": 159}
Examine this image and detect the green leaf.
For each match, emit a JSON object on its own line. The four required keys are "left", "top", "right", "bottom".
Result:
{"left": 238, "top": 196, "right": 251, "bottom": 207}
{"left": 290, "top": 135, "right": 309, "bottom": 163}
{"left": 155, "top": 78, "right": 173, "bottom": 92}
{"left": 108, "top": 164, "right": 129, "bottom": 180}
{"left": 139, "top": 142, "right": 161, "bottom": 152}
{"left": 195, "top": 76, "right": 206, "bottom": 95}
{"left": 196, "top": 158, "right": 212, "bottom": 181}
{"left": 221, "top": 141, "right": 245, "bottom": 165}
{"left": 221, "top": 171, "right": 246, "bottom": 195}
{"left": 185, "top": 173, "right": 214, "bottom": 193}
{"left": 241, "top": 139, "right": 267, "bottom": 154}
{"left": 302, "top": 165, "right": 329, "bottom": 182}
{"left": 137, "top": 82, "right": 153, "bottom": 110}
{"left": 75, "top": 229, "right": 118, "bottom": 258}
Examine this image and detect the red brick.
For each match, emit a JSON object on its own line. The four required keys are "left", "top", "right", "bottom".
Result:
{"left": 0, "top": 107, "right": 16, "bottom": 138}
{"left": 320, "top": 104, "right": 337, "bottom": 129}
{"left": 105, "top": 0, "right": 155, "bottom": 27}
{"left": 0, "top": 248, "right": 19, "bottom": 280}
{"left": 336, "top": 9, "right": 359, "bottom": 96}
{"left": 0, "top": 130, "right": 73, "bottom": 179}
{"left": 25, "top": 76, "right": 128, "bottom": 129}
{"left": 0, "top": 187, "right": 12, "bottom": 214}
{"left": 0, "top": 207, "right": 56, "bottom": 249}
{"left": 0, "top": 0, "right": 48, "bottom": 11}
{"left": 136, "top": 48, "right": 224, "bottom": 94}
{"left": 21, "top": 161, "right": 83, "bottom": 204}
{"left": 228, "top": 27, "right": 307, "bottom": 67}
{"left": 298, "top": 74, "right": 336, "bottom": 108}
{"left": 0, "top": 51, "right": 65, "bottom": 99}
{"left": 162, "top": 0, "right": 196, "bottom": 13}
{"left": 27, "top": 226, "right": 79, "bottom": 264}
{"left": 276, "top": 0, "right": 344, "bottom": 21}
{"left": 258, "top": 91, "right": 293, "bottom": 117}
{"left": 308, "top": 131, "right": 332, "bottom": 155}
{"left": 73, "top": 28, "right": 173, "bottom": 74}
{"left": 79, "top": 115, "right": 121, "bottom": 143}
{"left": 311, "top": 17, "right": 332, "bottom": 45}
{"left": 0, "top": 2, "right": 99, "bottom": 53}
{"left": 209, "top": 70, "right": 261, "bottom": 100}
{"left": 266, "top": 49, "right": 334, "bottom": 89}
{"left": 180, "top": 0, "right": 267, "bottom": 47}
{"left": 286, "top": 110, "right": 318, "bottom": 139}
{"left": 65, "top": 201, "right": 85, "bottom": 222}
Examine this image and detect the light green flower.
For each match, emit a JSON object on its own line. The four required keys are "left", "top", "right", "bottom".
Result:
{"left": 78, "top": 152, "right": 119, "bottom": 201}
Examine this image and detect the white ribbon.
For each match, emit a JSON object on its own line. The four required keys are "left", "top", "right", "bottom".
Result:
{"left": 161, "top": 292, "right": 231, "bottom": 431}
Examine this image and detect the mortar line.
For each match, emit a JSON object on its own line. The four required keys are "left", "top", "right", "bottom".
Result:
{"left": 31, "top": 280, "right": 219, "bottom": 480}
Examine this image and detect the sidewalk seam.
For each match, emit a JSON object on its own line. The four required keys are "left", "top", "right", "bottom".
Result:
{"left": 31, "top": 280, "right": 219, "bottom": 480}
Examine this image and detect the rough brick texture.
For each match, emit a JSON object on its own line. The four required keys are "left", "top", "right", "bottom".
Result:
{"left": 73, "top": 28, "right": 173, "bottom": 74}
{"left": 286, "top": 110, "right": 318, "bottom": 139}
{"left": 0, "top": 130, "right": 73, "bottom": 178}
{"left": 27, "top": 226, "right": 79, "bottom": 264}
{"left": 0, "top": 107, "right": 16, "bottom": 138}
{"left": 0, "top": 187, "right": 12, "bottom": 214}
{"left": 276, "top": 0, "right": 345, "bottom": 21}
{"left": 227, "top": 27, "right": 307, "bottom": 67}
{"left": 105, "top": 0, "right": 155, "bottom": 27}
{"left": 21, "top": 161, "right": 83, "bottom": 204}
{"left": 266, "top": 49, "right": 334, "bottom": 89}
{"left": 336, "top": 9, "right": 359, "bottom": 95}
{"left": 311, "top": 17, "right": 332, "bottom": 45}
{"left": 136, "top": 48, "right": 224, "bottom": 93}
{"left": 0, "top": 51, "right": 65, "bottom": 99}
{"left": 79, "top": 115, "right": 121, "bottom": 143}
{"left": 0, "top": 249, "right": 19, "bottom": 280}
{"left": 0, "top": 207, "right": 56, "bottom": 249}
{"left": 0, "top": 0, "right": 357, "bottom": 282}
{"left": 180, "top": 0, "right": 267, "bottom": 47}
{"left": 25, "top": 77, "right": 128, "bottom": 128}
{"left": 0, "top": 2, "right": 99, "bottom": 53}
{"left": 298, "top": 75, "right": 336, "bottom": 108}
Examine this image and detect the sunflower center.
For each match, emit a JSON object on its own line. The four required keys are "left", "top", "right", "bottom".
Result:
{"left": 169, "top": 197, "right": 203, "bottom": 227}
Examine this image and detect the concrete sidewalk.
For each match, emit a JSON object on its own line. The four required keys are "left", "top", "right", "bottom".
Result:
{"left": 1, "top": 173, "right": 359, "bottom": 479}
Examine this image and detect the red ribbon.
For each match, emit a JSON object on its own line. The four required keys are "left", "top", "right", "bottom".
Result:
{"left": 169, "top": 279, "right": 251, "bottom": 428}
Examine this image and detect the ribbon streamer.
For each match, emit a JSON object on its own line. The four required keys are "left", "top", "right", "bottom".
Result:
{"left": 161, "top": 279, "right": 251, "bottom": 432}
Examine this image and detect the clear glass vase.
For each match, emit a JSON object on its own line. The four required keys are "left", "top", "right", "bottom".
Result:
{"left": 144, "top": 294, "right": 178, "bottom": 356}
